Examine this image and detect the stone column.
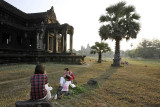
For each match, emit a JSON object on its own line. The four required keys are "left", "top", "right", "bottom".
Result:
{"left": 64, "top": 31, "right": 67, "bottom": 53}
{"left": 0, "top": 31, "right": 2, "bottom": 46}
{"left": 56, "top": 34, "right": 59, "bottom": 52}
{"left": 61, "top": 34, "right": 64, "bottom": 52}
{"left": 0, "top": 25, "right": 2, "bottom": 46}
{"left": 51, "top": 36, "right": 53, "bottom": 52}
{"left": 53, "top": 31, "right": 58, "bottom": 53}
{"left": 70, "top": 34, "right": 73, "bottom": 53}
{"left": 36, "top": 32, "right": 40, "bottom": 49}
{"left": 47, "top": 31, "right": 53, "bottom": 52}
{"left": 52, "top": 35, "right": 54, "bottom": 52}
{"left": 47, "top": 31, "right": 49, "bottom": 51}
{"left": 24, "top": 32, "right": 27, "bottom": 48}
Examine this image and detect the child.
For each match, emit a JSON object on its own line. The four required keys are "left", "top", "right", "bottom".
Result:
{"left": 55, "top": 69, "right": 76, "bottom": 100}
{"left": 60, "top": 68, "right": 75, "bottom": 86}
{"left": 61, "top": 75, "right": 72, "bottom": 91}
{"left": 30, "top": 64, "right": 52, "bottom": 101}
{"left": 55, "top": 75, "right": 75, "bottom": 99}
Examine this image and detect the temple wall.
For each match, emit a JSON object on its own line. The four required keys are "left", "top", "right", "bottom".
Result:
{"left": 0, "top": 25, "right": 38, "bottom": 52}
{"left": 0, "top": 54, "right": 86, "bottom": 65}
{"left": 0, "top": 0, "right": 85, "bottom": 65}
{"left": 0, "top": 9, "right": 26, "bottom": 27}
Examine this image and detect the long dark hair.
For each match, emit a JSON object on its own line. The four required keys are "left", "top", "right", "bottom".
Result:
{"left": 34, "top": 64, "right": 45, "bottom": 74}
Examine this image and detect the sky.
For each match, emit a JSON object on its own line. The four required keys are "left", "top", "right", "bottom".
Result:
{"left": 4, "top": 0, "right": 160, "bottom": 51}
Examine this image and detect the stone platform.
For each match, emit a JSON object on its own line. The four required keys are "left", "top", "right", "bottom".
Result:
{"left": 0, "top": 54, "right": 86, "bottom": 64}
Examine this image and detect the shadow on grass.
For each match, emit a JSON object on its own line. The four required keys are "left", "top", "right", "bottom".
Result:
{"left": 94, "top": 66, "right": 120, "bottom": 85}
{"left": 70, "top": 66, "right": 120, "bottom": 96}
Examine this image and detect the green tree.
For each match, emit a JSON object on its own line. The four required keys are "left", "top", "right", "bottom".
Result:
{"left": 99, "top": 1, "right": 140, "bottom": 66}
{"left": 90, "top": 42, "right": 111, "bottom": 63}
{"left": 137, "top": 39, "right": 153, "bottom": 58}
{"left": 125, "top": 39, "right": 160, "bottom": 58}
{"left": 135, "top": 39, "right": 159, "bottom": 58}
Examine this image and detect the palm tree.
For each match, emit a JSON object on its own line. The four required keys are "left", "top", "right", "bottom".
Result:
{"left": 90, "top": 42, "right": 111, "bottom": 63}
{"left": 99, "top": 1, "right": 140, "bottom": 66}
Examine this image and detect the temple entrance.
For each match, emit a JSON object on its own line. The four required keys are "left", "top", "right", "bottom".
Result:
{"left": 48, "top": 36, "right": 53, "bottom": 52}
{"left": 29, "top": 37, "right": 33, "bottom": 47}
{"left": 2, "top": 32, "right": 11, "bottom": 45}
{"left": 67, "top": 34, "right": 70, "bottom": 52}
{"left": 17, "top": 35, "right": 23, "bottom": 46}
{"left": 58, "top": 34, "right": 62, "bottom": 53}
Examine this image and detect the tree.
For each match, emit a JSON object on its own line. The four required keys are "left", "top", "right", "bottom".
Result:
{"left": 99, "top": 1, "right": 140, "bottom": 66}
{"left": 125, "top": 39, "right": 160, "bottom": 58}
{"left": 90, "top": 42, "right": 111, "bottom": 63}
{"left": 134, "top": 39, "right": 160, "bottom": 58}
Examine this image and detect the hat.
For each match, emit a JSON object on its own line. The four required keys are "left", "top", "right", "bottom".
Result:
{"left": 64, "top": 68, "right": 69, "bottom": 71}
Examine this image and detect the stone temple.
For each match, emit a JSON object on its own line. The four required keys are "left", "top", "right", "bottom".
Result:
{"left": 0, "top": 0, "right": 85, "bottom": 64}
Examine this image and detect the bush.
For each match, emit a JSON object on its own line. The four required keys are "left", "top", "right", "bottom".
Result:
{"left": 72, "top": 85, "right": 87, "bottom": 95}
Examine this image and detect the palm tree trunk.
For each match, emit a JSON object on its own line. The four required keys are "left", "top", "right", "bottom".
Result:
{"left": 112, "top": 39, "right": 120, "bottom": 66}
{"left": 98, "top": 52, "right": 102, "bottom": 63}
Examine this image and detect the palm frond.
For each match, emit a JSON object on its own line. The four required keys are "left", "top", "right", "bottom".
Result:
{"left": 99, "top": 15, "right": 106, "bottom": 22}
{"left": 99, "top": 1, "right": 140, "bottom": 41}
{"left": 125, "top": 5, "right": 135, "bottom": 14}
{"left": 131, "top": 13, "right": 140, "bottom": 20}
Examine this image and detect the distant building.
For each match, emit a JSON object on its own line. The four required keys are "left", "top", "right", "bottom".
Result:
{"left": 0, "top": 0, "right": 85, "bottom": 64}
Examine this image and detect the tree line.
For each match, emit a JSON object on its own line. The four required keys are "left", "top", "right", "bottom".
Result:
{"left": 126, "top": 39, "right": 160, "bottom": 58}
{"left": 73, "top": 38, "right": 160, "bottom": 59}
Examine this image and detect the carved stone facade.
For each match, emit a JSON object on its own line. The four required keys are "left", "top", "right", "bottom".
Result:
{"left": 0, "top": 0, "right": 85, "bottom": 64}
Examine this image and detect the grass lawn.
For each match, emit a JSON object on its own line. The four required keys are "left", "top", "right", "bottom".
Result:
{"left": 0, "top": 57, "right": 160, "bottom": 107}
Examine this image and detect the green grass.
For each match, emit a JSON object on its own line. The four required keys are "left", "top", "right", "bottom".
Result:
{"left": 122, "top": 57, "right": 160, "bottom": 66}
{"left": 0, "top": 57, "right": 160, "bottom": 107}
{"left": 72, "top": 85, "right": 88, "bottom": 95}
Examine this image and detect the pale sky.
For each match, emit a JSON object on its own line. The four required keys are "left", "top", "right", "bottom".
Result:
{"left": 4, "top": 0, "right": 160, "bottom": 51}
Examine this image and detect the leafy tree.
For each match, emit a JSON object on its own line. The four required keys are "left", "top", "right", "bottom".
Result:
{"left": 136, "top": 39, "right": 153, "bottom": 58}
{"left": 125, "top": 39, "right": 160, "bottom": 58}
{"left": 99, "top": 1, "right": 140, "bottom": 66}
{"left": 90, "top": 42, "right": 111, "bottom": 63}
{"left": 125, "top": 49, "right": 137, "bottom": 58}
{"left": 152, "top": 39, "right": 160, "bottom": 57}
{"left": 135, "top": 39, "right": 160, "bottom": 58}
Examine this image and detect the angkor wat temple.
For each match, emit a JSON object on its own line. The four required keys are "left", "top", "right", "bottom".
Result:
{"left": 0, "top": 0, "right": 85, "bottom": 64}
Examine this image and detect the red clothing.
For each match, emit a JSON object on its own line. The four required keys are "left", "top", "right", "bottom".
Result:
{"left": 64, "top": 71, "right": 75, "bottom": 80}
{"left": 30, "top": 74, "right": 48, "bottom": 100}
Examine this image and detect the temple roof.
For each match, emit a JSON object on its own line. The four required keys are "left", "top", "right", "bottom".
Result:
{"left": 0, "top": 0, "right": 73, "bottom": 33}
{"left": 0, "top": 0, "right": 57, "bottom": 21}
{"left": 0, "top": 0, "right": 27, "bottom": 18}
{"left": 27, "top": 12, "right": 46, "bottom": 20}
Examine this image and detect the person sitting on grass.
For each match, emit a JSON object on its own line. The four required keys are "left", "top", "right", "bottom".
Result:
{"left": 61, "top": 75, "right": 72, "bottom": 92}
{"left": 30, "top": 64, "right": 52, "bottom": 101}
{"left": 60, "top": 68, "right": 75, "bottom": 87}
{"left": 125, "top": 61, "right": 130, "bottom": 65}
{"left": 55, "top": 73, "right": 76, "bottom": 100}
